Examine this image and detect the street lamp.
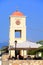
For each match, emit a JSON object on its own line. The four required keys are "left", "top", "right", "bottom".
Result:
{"left": 15, "top": 40, "right": 17, "bottom": 59}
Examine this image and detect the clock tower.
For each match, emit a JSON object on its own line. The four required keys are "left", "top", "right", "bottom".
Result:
{"left": 9, "top": 11, "right": 26, "bottom": 57}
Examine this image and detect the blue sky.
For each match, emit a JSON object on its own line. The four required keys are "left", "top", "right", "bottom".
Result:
{"left": 0, "top": 0, "right": 43, "bottom": 43}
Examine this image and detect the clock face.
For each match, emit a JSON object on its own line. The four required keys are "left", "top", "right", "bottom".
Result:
{"left": 16, "top": 20, "right": 20, "bottom": 25}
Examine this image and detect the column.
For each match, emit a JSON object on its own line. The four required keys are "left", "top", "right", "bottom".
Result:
{"left": 20, "top": 50, "right": 24, "bottom": 56}
{"left": 9, "top": 50, "right": 15, "bottom": 58}
{"left": 24, "top": 50, "right": 27, "bottom": 58}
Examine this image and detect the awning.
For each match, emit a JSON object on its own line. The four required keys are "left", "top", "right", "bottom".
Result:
{"left": 9, "top": 41, "right": 42, "bottom": 50}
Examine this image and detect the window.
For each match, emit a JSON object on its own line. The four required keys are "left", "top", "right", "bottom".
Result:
{"left": 15, "top": 30, "right": 21, "bottom": 38}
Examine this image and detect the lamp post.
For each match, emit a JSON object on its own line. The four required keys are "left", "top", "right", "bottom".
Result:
{"left": 15, "top": 40, "right": 17, "bottom": 59}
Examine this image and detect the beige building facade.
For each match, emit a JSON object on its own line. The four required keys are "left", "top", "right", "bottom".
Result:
{"left": 9, "top": 11, "right": 27, "bottom": 58}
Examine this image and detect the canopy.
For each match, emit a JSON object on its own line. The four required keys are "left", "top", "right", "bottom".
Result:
{"left": 16, "top": 41, "right": 42, "bottom": 48}
{"left": 9, "top": 41, "right": 42, "bottom": 50}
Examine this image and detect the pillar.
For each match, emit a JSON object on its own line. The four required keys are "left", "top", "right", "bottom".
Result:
{"left": 20, "top": 50, "right": 24, "bottom": 56}
{"left": 9, "top": 50, "right": 15, "bottom": 58}
{"left": 24, "top": 50, "right": 27, "bottom": 58}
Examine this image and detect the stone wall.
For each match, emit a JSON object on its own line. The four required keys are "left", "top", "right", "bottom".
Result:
{"left": 2, "top": 60, "right": 43, "bottom": 65}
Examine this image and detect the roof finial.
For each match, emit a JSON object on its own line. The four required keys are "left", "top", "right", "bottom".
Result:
{"left": 16, "top": 6, "right": 18, "bottom": 12}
